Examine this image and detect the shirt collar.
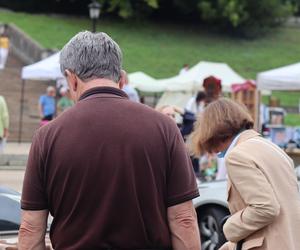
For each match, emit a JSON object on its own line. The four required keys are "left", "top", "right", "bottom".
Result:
{"left": 79, "top": 86, "right": 128, "bottom": 101}
{"left": 217, "top": 132, "right": 243, "bottom": 158}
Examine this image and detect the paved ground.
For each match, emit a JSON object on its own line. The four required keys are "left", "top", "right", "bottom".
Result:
{"left": 0, "top": 144, "right": 29, "bottom": 192}
{"left": 0, "top": 169, "right": 24, "bottom": 192}
{"left": 3, "top": 143, "right": 31, "bottom": 155}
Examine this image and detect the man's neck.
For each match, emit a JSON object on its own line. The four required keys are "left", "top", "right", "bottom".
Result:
{"left": 77, "top": 79, "right": 120, "bottom": 99}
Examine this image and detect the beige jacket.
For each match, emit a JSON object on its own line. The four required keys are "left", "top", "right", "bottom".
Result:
{"left": 220, "top": 130, "right": 300, "bottom": 250}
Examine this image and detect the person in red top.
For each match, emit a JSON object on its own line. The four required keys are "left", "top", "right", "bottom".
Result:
{"left": 18, "top": 31, "right": 201, "bottom": 250}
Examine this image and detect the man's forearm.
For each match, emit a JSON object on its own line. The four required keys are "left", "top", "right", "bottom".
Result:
{"left": 18, "top": 223, "right": 46, "bottom": 250}
{"left": 168, "top": 201, "right": 201, "bottom": 250}
{"left": 18, "top": 210, "right": 48, "bottom": 250}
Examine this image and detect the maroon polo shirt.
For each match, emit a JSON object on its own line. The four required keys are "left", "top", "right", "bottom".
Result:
{"left": 21, "top": 86, "right": 199, "bottom": 249}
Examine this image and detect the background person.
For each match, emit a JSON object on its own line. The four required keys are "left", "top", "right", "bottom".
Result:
{"left": 57, "top": 87, "right": 73, "bottom": 113}
{"left": 0, "top": 95, "right": 9, "bottom": 153}
{"left": 157, "top": 105, "right": 183, "bottom": 123}
{"left": 183, "top": 91, "right": 207, "bottom": 176}
{"left": 38, "top": 86, "right": 56, "bottom": 123}
{"left": 179, "top": 64, "right": 189, "bottom": 75}
{"left": 185, "top": 91, "right": 206, "bottom": 116}
{"left": 190, "top": 98, "right": 300, "bottom": 250}
{"left": 0, "top": 30, "right": 9, "bottom": 70}
{"left": 19, "top": 31, "right": 201, "bottom": 250}
{"left": 122, "top": 73, "right": 140, "bottom": 102}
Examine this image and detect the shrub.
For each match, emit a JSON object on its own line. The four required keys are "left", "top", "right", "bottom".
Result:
{"left": 198, "top": 0, "right": 295, "bottom": 37}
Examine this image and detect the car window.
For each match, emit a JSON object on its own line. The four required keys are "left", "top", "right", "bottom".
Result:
{"left": 0, "top": 220, "right": 19, "bottom": 231}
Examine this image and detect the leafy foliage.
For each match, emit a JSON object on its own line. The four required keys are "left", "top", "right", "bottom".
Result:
{"left": 198, "top": 0, "right": 295, "bottom": 37}
{"left": 0, "top": 0, "right": 297, "bottom": 37}
{"left": 99, "top": 0, "right": 158, "bottom": 18}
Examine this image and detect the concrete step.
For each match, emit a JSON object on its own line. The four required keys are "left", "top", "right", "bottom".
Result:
{"left": 0, "top": 165, "right": 26, "bottom": 170}
{"left": 0, "top": 154, "right": 28, "bottom": 167}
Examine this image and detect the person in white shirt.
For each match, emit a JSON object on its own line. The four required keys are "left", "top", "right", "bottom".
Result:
{"left": 185, "top": 91, "right": 206, "bottom": 115}
{"left": 122, "top": 72, "right": 140, "bottom": 102}
{"left": 179, "top": 64, "right": 189, "bottom": 75}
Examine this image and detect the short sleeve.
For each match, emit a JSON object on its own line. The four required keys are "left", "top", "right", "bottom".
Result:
{"left": 21, "top": 132, "right": 48, "bottom": 210}
{"left": 166, "top": 129, "right": 199, "bottom": 207}
{"left": 39, "top": 95, "right": 45, "bottom": 105}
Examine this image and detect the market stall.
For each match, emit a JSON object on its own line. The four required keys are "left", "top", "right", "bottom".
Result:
{"left": 257, "top": 62, "right": 300, "bottom": 165}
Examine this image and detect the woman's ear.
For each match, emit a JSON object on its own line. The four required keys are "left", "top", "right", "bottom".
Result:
{"left": 118, "top": 70, "right": 127, "bottom": 90}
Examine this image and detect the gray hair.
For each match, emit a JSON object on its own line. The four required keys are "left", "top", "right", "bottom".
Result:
{"left": 60, "top": 31, "right": 122, "bottom": 82}
{"left": 47, "top": 86, "right": 55, "bottom": 93}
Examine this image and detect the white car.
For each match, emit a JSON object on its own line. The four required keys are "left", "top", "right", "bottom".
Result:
{"left": 194, "top": 167, "right": 300, "bottom": 250}
{"left": 194, "top": 179, "right": 229, "bottom": 249}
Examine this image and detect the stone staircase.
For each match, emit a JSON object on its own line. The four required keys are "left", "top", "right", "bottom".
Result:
{"left": 0, "top": 51, "right": 48, "bottom": 142}
{"left": 0, "top": 143, "right": 30, "bottom": 168}
{"left": 0, "top": 155, "right": 27, "bottom": 168}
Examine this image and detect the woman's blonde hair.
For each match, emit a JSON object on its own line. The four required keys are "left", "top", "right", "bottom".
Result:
{"left": 190, "top": 98, "right": 254, "bottom": 155}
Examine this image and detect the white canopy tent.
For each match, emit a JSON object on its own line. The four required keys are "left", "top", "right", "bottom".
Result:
{"left": 128, "top": 72, "right": 162, "bottom": 92}
{"left": 257, "top": 62, "right": 300, "bottom": 90}
{"left": 21, "top": 52, "right": 63, "bottom": 80}
{"left": 128, "top": 61, "right": 245, "bottom": 94}
{"left": 155, "top": 61, "right": 245, "bottom": 108}
{"left": 255, "top": 63, "right": 300, "bottom": 130}
{"left": 157, "top": 61, "right": 245, "bottom": 93}
{"left": 19, "top": 52, "right": 63, "bottom": 142}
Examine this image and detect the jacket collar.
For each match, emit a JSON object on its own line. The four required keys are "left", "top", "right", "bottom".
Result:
{"left": 79, "top": 86, "right": 128, "bottom": 101}
{"left": 236, "top": 129, "right": 261, "bottom": 145}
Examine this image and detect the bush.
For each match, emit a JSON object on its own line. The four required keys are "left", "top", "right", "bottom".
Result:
{"left": 99, "top": 0, "right": 158, "bottom": 19}
{"left": 0, "top": 0, "right": 92, "bottom": 15}
{"left": 0, "top": 0, "right": 296, "bottom": 37}
{"left": 198, "top": 0, "right": 295, "bottom": 37}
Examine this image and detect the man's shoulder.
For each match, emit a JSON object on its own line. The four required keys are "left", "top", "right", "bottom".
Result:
{"left": 119, "top": 101, "right": 179, "bottom": 134}
{"left": 126, "top": 101, "right": 166, "bottom": 117}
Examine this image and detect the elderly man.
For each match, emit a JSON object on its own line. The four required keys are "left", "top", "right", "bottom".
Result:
{"left": 19, "top": 31, "right": 200, "bottom": 250}
{"left": 38, "top": 86, "right": 56, "bottom": 122}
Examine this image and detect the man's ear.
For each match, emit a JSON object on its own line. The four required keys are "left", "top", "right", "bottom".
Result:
{"left": 118, "top": 70, "right": 127, "bottom": 90}
{"left": 65, "top": 70, "right": 78, "bottom": 92}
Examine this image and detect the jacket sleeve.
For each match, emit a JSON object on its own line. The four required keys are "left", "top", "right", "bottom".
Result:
{"left": 223, "top": 149, "right": 280, "bottom": 242}
{"left": 2, "top": 97, "right": 9, "bottom": 129}
{"left": 0, "top": 97, "right": 9, "bottom": 130}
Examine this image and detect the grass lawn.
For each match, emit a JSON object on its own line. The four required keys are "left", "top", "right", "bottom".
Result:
{"left": 262, "top": 91, "right": 300, "bottom": 107}
{"left": 0, "top": 10, "right": 299, "bottom": 124}
{"left": 1, "top": 10, "right": 300, "bottom": 79}
{"left": 285, "top": 113, "right": 300, "bottom": 127}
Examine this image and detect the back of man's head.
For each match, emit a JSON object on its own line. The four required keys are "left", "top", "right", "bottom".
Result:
{"left": 60, "top": 31, "right": 122, "bottom": 83}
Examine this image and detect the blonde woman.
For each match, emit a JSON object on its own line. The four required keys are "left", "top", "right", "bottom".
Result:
{"left": 190, "top": 98, "right": 300, "bottom": 250}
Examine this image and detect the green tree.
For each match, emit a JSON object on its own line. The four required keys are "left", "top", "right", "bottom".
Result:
{"left": 99, "top": 0, "right": 159, "bottom": 18}
{"left": 198, "top": 0, "right": 295, "bottom": 37}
